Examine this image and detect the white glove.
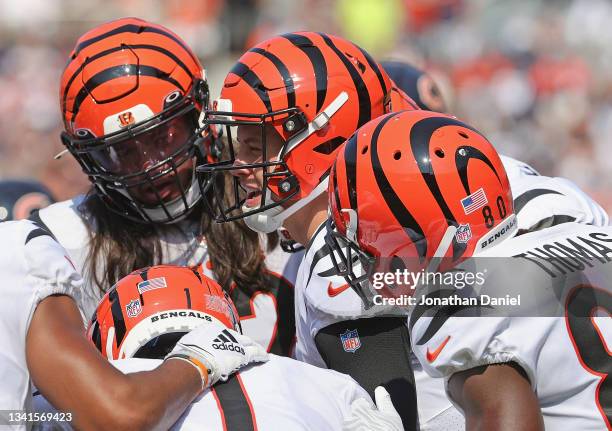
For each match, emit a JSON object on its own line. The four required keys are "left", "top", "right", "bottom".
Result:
{"left": 343, "top": 386, "right": 404, "bottom": 431}
{"left": 165, "top": 323, "right": 268, "bottom": 389}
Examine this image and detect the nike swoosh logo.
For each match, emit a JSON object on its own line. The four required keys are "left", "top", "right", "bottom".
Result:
{"left": 327, "top": 282, "right": 350, "bottom": 297}
{"left": 426, "top": 335, "right": 451, "bottom": 363}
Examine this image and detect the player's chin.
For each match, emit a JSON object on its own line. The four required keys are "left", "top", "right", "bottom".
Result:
{"left": 131, "top": 171, "right": 194, "bottom": 206}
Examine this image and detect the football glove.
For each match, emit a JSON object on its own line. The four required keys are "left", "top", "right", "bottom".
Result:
{"left": 165, "top": 323, "right": 268, "bottom": 390}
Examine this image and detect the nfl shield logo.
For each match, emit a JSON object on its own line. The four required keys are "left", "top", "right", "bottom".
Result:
{"left": 126, "top": 299, "right": 142, "bottom": 318}
{"left": 455, "top": 224, "right": 472, "bottom": 243}
{"left": 340, "top": 329, "right": 361, "bottom": 353}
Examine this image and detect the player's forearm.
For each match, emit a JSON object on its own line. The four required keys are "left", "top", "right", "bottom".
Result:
{"left": 53, "top": 359, "right": 201, "bottom": 431}
{"left": 449, "top": 363, "right": 544, "bottom": 431}
{"left": 27, "top": 295, "right": 202, "bottom": 430}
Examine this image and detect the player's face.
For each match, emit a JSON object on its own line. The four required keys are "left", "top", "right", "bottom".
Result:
{"left": 232, "top": 124, "right": 285, "bottom": 208}
{"left": 97, "top": 115, "right": 196, "bottom": 206}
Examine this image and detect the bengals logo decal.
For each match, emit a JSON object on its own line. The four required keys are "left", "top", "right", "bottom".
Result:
{"left": 118, "top": 111, "right": 135, "bottom": 127}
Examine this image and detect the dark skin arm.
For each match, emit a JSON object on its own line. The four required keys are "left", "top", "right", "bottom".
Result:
{"left": 27, "top": 295, "right": 202, "bottom": 431}
{"left": 448, "top": 362, "right": 545, "bottom": 431}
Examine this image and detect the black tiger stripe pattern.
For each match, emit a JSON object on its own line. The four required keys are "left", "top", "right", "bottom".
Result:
{"left": 63, "top": 44, "right": 195, "bottom": 116}
{"left": 108, "top": 288, "right": 127, "bottom": 346}
{"left": 282, "top": 33, "right": 328, "bottom": 112}
{"left": 72, "top": 23, "right": 199, "bottom": 65}
{"left": 71, "top": 64, "right": 185, "bottom": 119}
{"left": 249, "top": 47, "right": 296, "bottom": 108}
{"left": 318, "top": 33, "right": 372, "bottom": 128}
{"left": 230, "top": 62, "right": 273, "bottom": 113}
{"left": 369, "top": 113, "right": 428, "bottom": 259}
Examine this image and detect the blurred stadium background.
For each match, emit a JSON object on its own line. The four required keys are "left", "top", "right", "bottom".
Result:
{"left": 0, "top": 0, "right": 610, "bottom": 211}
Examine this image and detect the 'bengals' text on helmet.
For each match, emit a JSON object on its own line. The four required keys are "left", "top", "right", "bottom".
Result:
{"left": 88, "top": 264, "right": 241, "bottom": 360}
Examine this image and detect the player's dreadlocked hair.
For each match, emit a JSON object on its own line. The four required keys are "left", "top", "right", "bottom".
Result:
{"left": 80, "top": 183, "right": 277, "bottom": 299}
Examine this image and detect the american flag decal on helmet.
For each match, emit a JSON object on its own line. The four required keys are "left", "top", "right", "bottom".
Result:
{"left": 461, "top": 188, "right": 488, "bottom": 215}
{"left": 137, "top": 277, "right": 167, "bottom": 294}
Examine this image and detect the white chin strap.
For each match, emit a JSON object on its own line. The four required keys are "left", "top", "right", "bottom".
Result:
{"left": 141, "top": 177, "right": 201, "bottom": 223}
{"left": 117, "top": 170, "right": 201, "bottom": 224}
{"left": 244, "top": 177, "right": 330, "bottom": 233}
{"left": 243, "top": 91, "right": 349, "bottom": 234}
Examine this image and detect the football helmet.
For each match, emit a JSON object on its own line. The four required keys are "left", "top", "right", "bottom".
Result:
{"left": 197, "top": 32, "right": 407, "bottom": 233}
{"left": 87, "top": 264, "right": 241, "bottom": 360}
{"left": 381, "top": 61, "right": 446, "bottom": 112}
{"left": 326, "top": 110, "right": 516, "bottom": 301}
{"left": 0, "top": 180, "right": 55, "bottom": 221}
{"left": 60, "top": 17, "right": 213, "bottom": 224}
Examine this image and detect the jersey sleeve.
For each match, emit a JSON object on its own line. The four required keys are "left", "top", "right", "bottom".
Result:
{"left": 21, "top": 223, "right": 84, "bottom": 307}
{"left": 501, "top": 155, "right": 609, "bottom": 231}
{"left": 411, "top": 313, "right": 546, "bottom": 389}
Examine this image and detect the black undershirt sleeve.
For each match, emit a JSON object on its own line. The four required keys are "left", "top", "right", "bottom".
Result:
{"left": 315, "top": 316, "right": 418, "bottom": 431}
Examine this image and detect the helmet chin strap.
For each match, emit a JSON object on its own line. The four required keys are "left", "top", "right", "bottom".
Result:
{"left": 117, "top": 167, "right": 202, "bottom": 224}
{"left": 244, "top": 176, "right": 330, "bottom": 233}
{"left": 141, "top": 177, "right": 201, "bottom": 223}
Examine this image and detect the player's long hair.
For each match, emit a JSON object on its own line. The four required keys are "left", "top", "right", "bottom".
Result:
{"left": 80, "top": 177, "right": 277, "bottom": 297}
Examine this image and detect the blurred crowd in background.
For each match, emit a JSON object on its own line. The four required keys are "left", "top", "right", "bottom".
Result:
{"left": 0, "top": 0, "right": 610, "bottom": 211}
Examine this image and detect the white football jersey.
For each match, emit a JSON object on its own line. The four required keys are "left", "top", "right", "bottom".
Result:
{"left": 294, "top": 223, "right": 464, "bottom": 430}
{"left": 500, "top": 155, "right": 609, "bottom": 231}
{"left": 293, "top": 161, "right": 609, "bottom": 430}
{"left": 0, "top": 220, "right": 82, "bottom": 418}
{"left": 33, "top": 355, "right": 371, "bottom": 430}
{"left": 410, "top": 223, "right": 612, "bottom": 430}
{"left": 35, "top": 196, "right": 301, "bottom": 356}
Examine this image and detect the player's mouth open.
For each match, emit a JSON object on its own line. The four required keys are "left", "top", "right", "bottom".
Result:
{"left": 245, "top": 189, "right": 262, "bottom": 207}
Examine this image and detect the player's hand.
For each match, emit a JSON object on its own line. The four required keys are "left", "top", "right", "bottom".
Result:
{"left": 165, "top": 323, "right": 268, "bottom": 389}
{"left": 342, "top": 386, "right": 404, "bottom": 431}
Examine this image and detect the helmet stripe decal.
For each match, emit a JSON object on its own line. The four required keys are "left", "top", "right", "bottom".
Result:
{"left": 249, "top": 47, "right": 296, "bottom": 108}
{"left": 63, "top": 44, "right": 195, "bottom": 116}
{"left": 70, "top": 64, "right": 186, "bottom": 121}
{"left": 454, "top": 145, "right": 502, "bottom": 195}
{"left": 370, "top": 113, "right": 427, "bottom": 259}
{"left": 282, "top": 33, "right": 328, "bottom": 112}
{"left": 90, "top": 316, "right": 102, "bottom": 352}
{"left": 343, "top": 133, "right": 359, "bottom": 211}
{"left": 355, "top": 46, "right": 388, "bottom": 97}
{"left": 73, "top": 23, "right": 199, "bottom": 66}
{"left": 318, "top": 33, "right": 371, "bottom": 128}
{"left": 184, "top": 288, "right": 192, "bottom": 309}
{"left": 331, "top": 160, "right": 342, "bottom": 218}
{"left": 409, "top": 117, "right": 468, "bottom": 225}
{"left": 230, "top": 62, "right": 272, "bottom": 113}
{"left": 108, "top": 288, "right": 127, "bottom": 347}
{"left": 191, "top": 267, "right": 203, "bottom": 284}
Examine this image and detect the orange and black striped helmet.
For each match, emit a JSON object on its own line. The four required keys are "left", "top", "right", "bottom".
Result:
{"left": 325, "top": 110, "right": 516, "bottom": 302}
{"left": 197, "top": 32, "right": 417, "bottom": 233}
{"left": 87, "top": 264, "right": 241, "bottom": 360}
{"left": 60, "top": 17, "right": 213, "bottom": 224}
